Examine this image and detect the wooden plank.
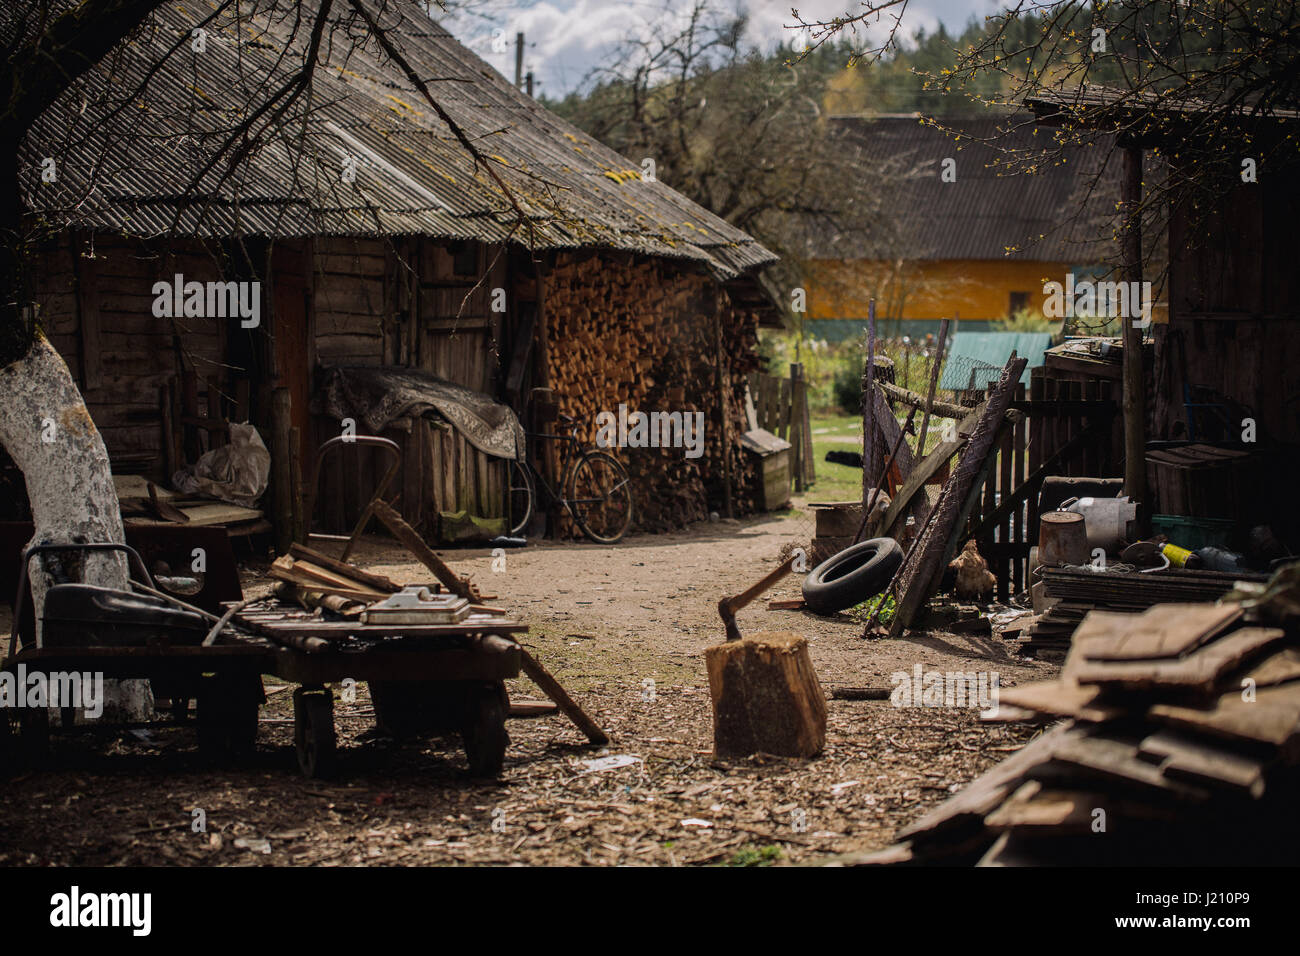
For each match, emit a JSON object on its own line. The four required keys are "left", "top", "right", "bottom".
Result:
{"left": 1070, "top": 627, "right": 1286, "bottom": 692}
{"left": 1150, "top": 682, "right": 1300, "bottom": 750}
{"left": 1238, "top": 647, "right": 1300, "bottom": 688}
{"left": 984, "top": 780, "right": 1178, "bottom": 832}
{"left": 1138, "top": 730, "right": 1267, "bottom": 796}
{"left": 875, "top": 403, "right": 985, "bottom": 538}
{"left": 1076, "top": 604, "right": 1243, "bottom": 662}
{"left": 898, "top": 722, "right": 1081, "bottom": 840}
{"left": 996, "top": 679, "right": 1125, "bottom": 723}
{"left": 1044, "top": 732, "right": 1211, "bottom": 800}
{"left": 371, "top": 498, "right": 480, "bottom": 601}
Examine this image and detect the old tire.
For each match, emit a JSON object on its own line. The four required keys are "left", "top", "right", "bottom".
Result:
{"left": 461, "top": 682, "right": 508, "bottom": 778}
{"left": 802, "top": 537, "right": 903, "bottom": 615}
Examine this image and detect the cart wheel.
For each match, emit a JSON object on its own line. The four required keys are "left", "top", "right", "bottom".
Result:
{"left": 294, "top": 687, "right": 338, "bottom": 779}
{"left": 197, "top": 674, "right": 262, "bottom": 761}
{"left": 18, "top": 706, "right": 50, "bottom": 765}
{"left": 461, "top": 682, "right": 508, "bottom": 777}
{"left": 0, "top": 709, "right": 13, "bottom": 772}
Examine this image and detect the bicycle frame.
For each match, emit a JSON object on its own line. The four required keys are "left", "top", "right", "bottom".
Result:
{"left": 522, "top": 421, "right": 585, "bottom": 517}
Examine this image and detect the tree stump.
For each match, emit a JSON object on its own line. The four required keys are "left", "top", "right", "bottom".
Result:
{"left": 705, "top": 631, "right": 827, "bottom": 759}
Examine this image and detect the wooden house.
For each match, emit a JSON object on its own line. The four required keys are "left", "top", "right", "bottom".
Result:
{"left": 14, "top": 1, "right": 777, "bottom": 544}
{"left": 796, "top": 115, "right": 1125, "bottom": 340}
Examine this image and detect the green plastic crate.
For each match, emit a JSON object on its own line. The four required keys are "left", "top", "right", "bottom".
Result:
{"left": 1150, "top": 514, "right": 1234, "bottom": 550}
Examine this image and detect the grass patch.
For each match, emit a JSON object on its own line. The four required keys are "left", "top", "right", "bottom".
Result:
{"left": 722, "top": 844, "right": 783, "bottom": 867}
{"left": 848, "top": 592, "right": 896, "bottom": 625}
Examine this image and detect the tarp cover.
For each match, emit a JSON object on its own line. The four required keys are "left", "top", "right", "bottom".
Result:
{"left": 315, "top": 366, "right": 524, "bottom": 461}
{"left": 171, "top": 423, "right": 271, "bottom": 507}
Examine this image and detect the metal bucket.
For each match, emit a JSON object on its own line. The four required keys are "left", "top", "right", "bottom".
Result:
{"left": 1038, "top": 510, "right": 1089, "bottom": 567}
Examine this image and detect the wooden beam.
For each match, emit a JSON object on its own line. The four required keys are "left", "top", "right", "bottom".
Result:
{"left": 371, "top": 498, "right": 480, "bottom": 601}
{"left": 1121, "top": 144, "right": 1147, "bottom": 512}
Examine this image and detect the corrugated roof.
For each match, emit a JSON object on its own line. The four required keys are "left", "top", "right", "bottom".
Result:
{"left": 939, "top": 331, "right": 1054, "bottom": 390}
{"left": 19, "top": 0, "right": 775, "bottom": 280}
{"left": 797, "top": 115, "right": 1120, "bottom": 263}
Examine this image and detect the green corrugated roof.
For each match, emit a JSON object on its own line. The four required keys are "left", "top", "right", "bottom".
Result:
{"left": 939, "top": 332, "right": 1054, "bottom": 390}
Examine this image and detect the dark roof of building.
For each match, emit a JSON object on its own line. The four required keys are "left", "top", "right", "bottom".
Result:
{"left": 18, "top": 0, "right": 774, "bottom": 280}
{"left": 797, "top": 114, "right": 1120, "bottom": 263}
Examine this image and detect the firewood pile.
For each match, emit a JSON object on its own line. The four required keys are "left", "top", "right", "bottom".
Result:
{"left": 837, "top": 567, "right": 1300, "bottom": 868}
{"left": 544, "top": 253, "right": 762, "bottom": 531}
{"left": 839, "top": 566, "right": 1300, "bottom": 865}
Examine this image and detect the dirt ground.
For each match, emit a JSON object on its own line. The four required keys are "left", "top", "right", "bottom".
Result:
{"left": 0, "top": 510, "right": 1058, "bottom": 866}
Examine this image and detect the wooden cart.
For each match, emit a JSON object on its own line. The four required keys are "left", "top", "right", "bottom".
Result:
{"left": 232, "top": 598, "right": 527, "bottom": 778}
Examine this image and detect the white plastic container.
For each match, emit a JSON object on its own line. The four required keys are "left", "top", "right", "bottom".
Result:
{"left": 1061, "top": 496, "right": 1137, "bottom": 552}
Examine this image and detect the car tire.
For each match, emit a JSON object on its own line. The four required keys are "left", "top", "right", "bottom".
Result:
{"left": 802, "top": 537, "right": 904, "bottom": 615}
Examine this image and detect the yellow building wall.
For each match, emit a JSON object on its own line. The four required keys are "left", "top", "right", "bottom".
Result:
{"left": 805, "top": 258, "right": 1075, "bottom": 322}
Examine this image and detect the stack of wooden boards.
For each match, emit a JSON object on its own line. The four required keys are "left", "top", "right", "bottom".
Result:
{"left": 270, "top": 544, "right": 408, "bottom": 616}
{"left": 1014, "top": 566, "right": 1263, "bottom": 657}
{"left": 842, "top": 597, "right": 1300, "bottom": 865}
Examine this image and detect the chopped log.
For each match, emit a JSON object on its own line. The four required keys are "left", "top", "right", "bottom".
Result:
{"left": 704, "top": 631, "right": 827, "bottom": 759}
{"left": 371, "top": 499, "right": 481, "bottom": 601}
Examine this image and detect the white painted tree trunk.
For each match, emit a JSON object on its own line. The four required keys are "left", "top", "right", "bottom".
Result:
{"left": 0, "top": 336, "right": 152, "bottom": 721}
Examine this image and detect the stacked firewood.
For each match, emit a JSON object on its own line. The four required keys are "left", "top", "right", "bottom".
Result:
{"left": 543, "top": 253, "right": 762, "bottom": 532}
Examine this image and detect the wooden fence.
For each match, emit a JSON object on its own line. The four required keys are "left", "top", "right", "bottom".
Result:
{"left": 747, "top": 363, "right": 815, "bottom": 491}
{"left": 958, "top": 369, "right": 1120, "bottom": 601}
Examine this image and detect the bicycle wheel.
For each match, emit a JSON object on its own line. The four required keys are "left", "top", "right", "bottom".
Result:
{"left": 506, "top": 458, "right": 535, "bottom": 536}
{"left": 567, "top": 451, "right": 633, "bottom": 544}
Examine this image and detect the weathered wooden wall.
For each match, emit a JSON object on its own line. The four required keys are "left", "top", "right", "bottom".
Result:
{"left": 1158, "top": 174, "right": 1300, "bottom": 446}
{"left": 32, "top": 234, "right": 231, "bottom": 481}
{"left": 307, "top": 237, "right": 508, "bottom": 540}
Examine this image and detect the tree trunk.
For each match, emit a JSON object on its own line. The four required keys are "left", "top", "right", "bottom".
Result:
{"left": 0, "top": 335, "right": 151, "bottom": 721}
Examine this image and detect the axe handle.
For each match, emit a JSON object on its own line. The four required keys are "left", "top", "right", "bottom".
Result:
{"left": 718, "top": 557, "right": 796, "bottom": 641}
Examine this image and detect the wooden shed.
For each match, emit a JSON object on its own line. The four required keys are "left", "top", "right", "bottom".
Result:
{"left": 14, "top": 1, "right": 778, "bottom": 545}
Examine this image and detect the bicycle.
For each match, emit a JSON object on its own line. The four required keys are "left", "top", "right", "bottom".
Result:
{"left": 507, "top": 412, "right": 634, "bottom": 544}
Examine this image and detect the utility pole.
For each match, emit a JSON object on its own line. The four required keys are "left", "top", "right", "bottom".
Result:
{"left": 514, "top": 32, "right": 524, "bottom": 90}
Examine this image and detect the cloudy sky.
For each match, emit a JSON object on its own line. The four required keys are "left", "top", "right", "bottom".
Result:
{"left": 437, "top": 0, "right": 1004, "bottom": 97}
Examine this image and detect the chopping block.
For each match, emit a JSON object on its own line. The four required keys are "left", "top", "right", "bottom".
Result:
{"left": 706, "top": 557, "right": 826, "bottom": 759}
{"left": 705, "top": 631, "right": 827, "bottom": 759}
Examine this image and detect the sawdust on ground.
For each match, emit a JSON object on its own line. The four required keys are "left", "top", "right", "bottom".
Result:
{"left": 0, "top": 511, "right": 1058, "bottom": 866}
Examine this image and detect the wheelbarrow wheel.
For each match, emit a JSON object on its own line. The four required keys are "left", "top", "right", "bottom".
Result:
{"left": 18, "top": 706, "right": 50, "bottom": 765}
{"left": 294, "top": 687, "right": 338, "bottom": 779}
{"left": 461, "top": 682, "right": 508, "bottom": 777}
{"left": 197, "top": 674, "right": 262, "bottom": 761}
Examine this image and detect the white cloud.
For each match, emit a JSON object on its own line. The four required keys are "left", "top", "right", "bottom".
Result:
{"left": 438, "top": 0, "right": 1004, "bottom": 96}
